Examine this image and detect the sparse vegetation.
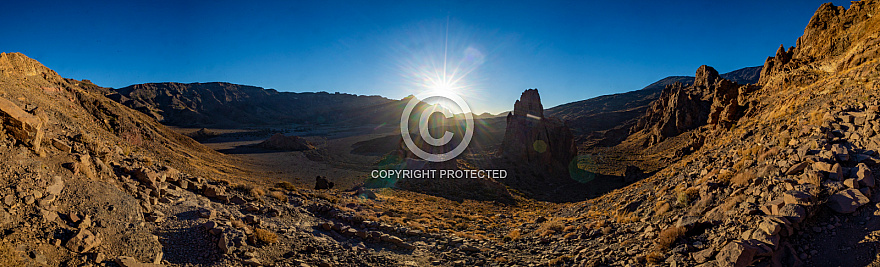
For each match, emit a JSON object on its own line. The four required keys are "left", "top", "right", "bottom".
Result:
{"left": 547, "top": 255, "right": 572, "bottom": 265}
{"left": 654, "top": 228, "right": 684, "bottom": 255}
{"left": 730, "top": 170, "right": 756, "bottom": 187}
{"left": 645, "top": 251, "right": 664, "bottom": 264}
{"left": 268, "top": 190, "right": 287, "bottom": 202}
{"left": 538, "top": 219, "right": 565, "bottom": 237}
{"left": 503, "top": 229, "right": 522, "bottom": 242}
{"left": 274, "top": 181, "right": 296, "bottom": 191}
{"left": 254, "top": 228, "right": 278, "bottom": 244}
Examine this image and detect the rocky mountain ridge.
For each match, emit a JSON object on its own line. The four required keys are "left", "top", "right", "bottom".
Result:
{"left": 111, "top": 82, "right": 398, "bottom": 127}
{"left": 546, "top": 66, "right": 760, "bottom": 147}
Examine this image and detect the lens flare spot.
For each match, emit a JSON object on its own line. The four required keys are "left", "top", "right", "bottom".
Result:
{"left": 532, "top": 140, "right": 548, "bottom": 153}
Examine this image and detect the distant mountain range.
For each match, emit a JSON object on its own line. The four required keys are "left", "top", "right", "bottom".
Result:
{"left": 109, "top": 82, "right": 402, "bottom": 127}
{"left": 107, "top": 67, "right": 761, "bottom": 146}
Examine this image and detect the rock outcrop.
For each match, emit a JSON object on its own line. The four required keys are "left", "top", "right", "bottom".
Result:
{"left": 632, "top": 65, "right": 758, "bottom": 146}
{"left": 0, "top": 96, "right": 43, "bottom": 150}
{"left": 500, "top": 89, "right": 577, "bottom": 191}
{"left": 760, "top": 1, "right": 880, "bottom": 83}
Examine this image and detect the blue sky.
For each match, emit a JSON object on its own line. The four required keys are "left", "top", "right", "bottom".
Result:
{"left": 2, "top": 0, "right": 849, "bottom": 114}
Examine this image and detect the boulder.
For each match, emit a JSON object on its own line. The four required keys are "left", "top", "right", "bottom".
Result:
{"left": 783, "top": 190, "right": 813, "bottom": 205}
{"left": 0, "top": 97, "right": 43, "bottom": 150}
{"left": 717, "top": 241, "right": 757, "bottom": 267}
{"left": 785, "top": 162, "right": 809, "bottom": 175}
{"left": 855, "top": 163, "right": 875, "bottom": 188}
{"left": 778, "top": 204, "right": 806, "bottom": 224}
{"left": 203, "top": 185, "right": 223, "bottom": 198}
{"left": 46, "top": 176, "right": 64, "bottom": 196}
{"left": 827, "top": 188, "right": 870, "bottom": 213}
{"left": 315, "top": 176, "right": 334, "bottom": 190}
{"left": 65, "top": 229, "right": 102, "bottom": 253}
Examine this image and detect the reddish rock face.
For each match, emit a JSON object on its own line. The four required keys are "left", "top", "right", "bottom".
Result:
{"left": 501, "top": 89, "right": 576, "bottom": 184}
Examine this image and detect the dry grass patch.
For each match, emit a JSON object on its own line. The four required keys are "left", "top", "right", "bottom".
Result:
{"left": 757, "top": 147, "right": 779, "bottom": 161}
{"left": 268, "top": 190, "right": 287, "bottom": 202}
{"left": 655, "top": 226, "right": 686, "bottom": 250}
{"left": 730, "top": 170, "right": 756, "bottom": 187}
{"left": 717, "top": 170, "right": 734, "bottom": 184}
{"left": 538, "top": 219, "right": 565, "bottom": 237}
{"left": 547, "top": 255, "right": 572, "bottom": 265}
{"left": 721, "top": 194, "right": 745, "bottom": 212}
{"left": 645, "top": 251, "right": 664, "bottom": 264}
{"left": 503, "top": 229, "right": 521, "bottom": 242}
{"left": 274, "top": 181, "right": 296, "bottom": 191}
{"left": 254, "top": 228, "right": 278, "bottom": 244}
{"left": 653, "top": 201, "right": 671, "bottom": 216}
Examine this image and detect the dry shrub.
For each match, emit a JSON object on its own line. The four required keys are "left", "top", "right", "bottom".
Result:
{"left": 717, "top": 170, "right": 735, "bottom": 184}
{"left": 233, "top": 183, "right": 254, "bottom": 191}
{"left": 732, "top": 155, "right": 753, "bottom": 171}
{"left": 655, "top": 226, "right": 686, "bottom": 250}
{"left": 274, "top": 181, "right": 296, "bottom": 191}
{"left": 645, "top": 251, "right": 664, "bottom": 264}
{"left": 250, "top": 187, "right": 266, "bottom": 198}
{"left": 675, "top": 187, "right": 699, "bottom": 207}
{"left": 407, "top": 221, "right": 427, "bottom": 232}
{"left": 730, "top": 170, "right": 756, "bottom": 187}
{"left": 268, "top": 191, "right": 287, "bottom": 202}
{"left": 758, "top": 147, "right": 780, "bottom": 161}
{"left": 538, "top": 219, "right": 565, "bottom": 237}
{"left": 254, "top": 228, "right": 278, "bottom": 244}
{"left": 616, "top": 212, "right": 640, "bottom": 224}
{"left": 654, "top": 201, "right": 671, "bottom": 216}
{"left": 503, "top": 229, "right": 521, "bottom": 242}
{"left": 547, "top": 255, "right": 571, "bottom": 265}
{"left": 315, "top": 192, "right": 339, "bottom": 203}
{"left": 721, "top": 194, "right": 745, "bottom": 212}
{"left": 808, "top": 110, "right": 824, "bottom": 125}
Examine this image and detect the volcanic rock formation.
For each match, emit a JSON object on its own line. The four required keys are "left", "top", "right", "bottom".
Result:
{"left": 632, "top": 65, "right": 758, "bottom": 146}
{"left": 501, "top": 89, "right": 577, "bottom": 187}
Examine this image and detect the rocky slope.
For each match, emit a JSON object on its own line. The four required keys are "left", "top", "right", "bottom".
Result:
{"left": 531, "top": 1, "right": 880, "bottom": 266}
{"left": 0, "top": 52, "right": 522, "bottom": 267}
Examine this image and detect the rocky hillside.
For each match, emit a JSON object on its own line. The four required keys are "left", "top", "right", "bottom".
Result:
{"left": 546, "top": 66, "right": 760, "bottom": 147}
{"left": 534, "top": 1, "right": 880, "bottom": 266}
{"left": 0, "top": 52, "right": 522, "bottom": 266}
{"left": 111, "top": 82, "right": 399, "bottom": 127}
